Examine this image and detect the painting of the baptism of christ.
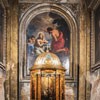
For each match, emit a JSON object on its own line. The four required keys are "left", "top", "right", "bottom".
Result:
{"left": 26, "top": 12, "right": 70, "bottom": 75}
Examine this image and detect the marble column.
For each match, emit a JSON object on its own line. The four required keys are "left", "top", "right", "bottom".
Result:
{"left": 79, "top": 6, "right": 91, "bottom": 100}
{"left": 6, "top": 0, "right": 18, "bottom": 99}
{"left": 56, "top": 74, "right": 60, "bottom": 100}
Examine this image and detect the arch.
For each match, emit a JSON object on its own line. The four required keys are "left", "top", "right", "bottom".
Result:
{"left": 19, "top": 3, "right": 78, "bottom": 80}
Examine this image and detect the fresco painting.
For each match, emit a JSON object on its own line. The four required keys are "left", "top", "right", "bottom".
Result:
{"left": 26, "top": 12, "right": 70, "bottom": 75}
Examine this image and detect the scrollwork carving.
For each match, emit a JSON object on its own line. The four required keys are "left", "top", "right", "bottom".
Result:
{"left": 19, "top": 3, "right": 36, "bottom": 17}
{"left": 62, "top": 3, "right": 80, "bottom": 22}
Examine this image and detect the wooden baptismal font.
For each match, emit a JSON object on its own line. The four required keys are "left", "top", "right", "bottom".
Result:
{"left": 30, "top": 52, "right": 66, "bottom": 100}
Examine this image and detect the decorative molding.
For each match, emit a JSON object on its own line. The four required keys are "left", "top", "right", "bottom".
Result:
{"left": 18, "top": 0, "right": 79, "bottom": 4}
{"left": 19, "top": 3, "right": 80, "bottom": 21}
{"left": 63, "top": 3, "right": 80, "bottom": 20}
{"left": 0, "top": 0, "right": 9, "bottom": 8}
{"left": 90, "top": 1, "right": 100, "bottom": 69}
{"left": 91, "top": 62, "right": 100, "bottom": 72}
{"left": 91, "top": 11, "right": 95, "bottom": 66}
{"left": 19, "top": 3, "right": 35, "bottom": 18}
{"left": 0, "top": 1, "right": 7, "bottom": 65}
{"left": 0, "top": 62, "right": 6, "bottom": 72}
{"left": 88, "top": 0, "right": 100, "bottom": 9}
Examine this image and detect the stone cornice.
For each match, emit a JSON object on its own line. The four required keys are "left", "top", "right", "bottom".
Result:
{"left": 91, "top": 62, "right": 100, "bottom": 72}
{"left": 0, "top": 62, "right": 6, "bottom": 72}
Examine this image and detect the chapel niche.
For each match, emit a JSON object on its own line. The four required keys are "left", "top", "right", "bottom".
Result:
{"left": 19, "top": 3, "right": 78, "bottom": 100}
